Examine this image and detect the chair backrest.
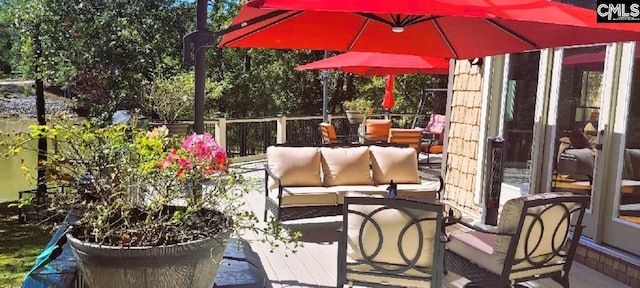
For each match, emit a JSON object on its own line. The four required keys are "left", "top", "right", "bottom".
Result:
{"left": 365, "top": 119, "right": 392, "bottom": 137}
{"left": 423, "top": 114, "right": 446, "bottom": 136}
{"left": 494, "top": 192, "right": 589, "bottom": 280}
{"left": 318, "top": 122, "right": 338, "bottom": 144}
{"left": 338, "top": 196, "right": 444, "bottom": 287}
{"left": 388, "top": 128, "right": 423, "bottom": 154}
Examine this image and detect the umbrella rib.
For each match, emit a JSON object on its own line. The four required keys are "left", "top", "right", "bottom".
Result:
{"left": 406, "top": 15, "right": 439, "bottom": 26}
{"left": 433, "top": 18, "right": 459, "bottom": 59}
{"left": 485, "top": 18, "right": 539, "bottom": 49}
{"left": 354, "top": 12, "right": 394, "bottom": 26}
{"left": 348, "top": 19, "right": 370, "bottom": 51}
{"left": 221, "top": 10, "right": 304, "bottom": 46}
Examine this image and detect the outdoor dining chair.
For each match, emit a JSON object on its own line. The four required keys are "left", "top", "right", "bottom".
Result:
{"left": 318, "top": 122, "right": 348, "bottom": 144}
{"left": 420, "top": 114, "right": 445, "bottom": 167}
{"left": 444, "top": 192, "right": 589, "bottom": 288}
{"left": 387, "top": 128, "right": 423, "bottom": 156}
{"left": 338, "top": 195, "right": 444, "bottom": 287}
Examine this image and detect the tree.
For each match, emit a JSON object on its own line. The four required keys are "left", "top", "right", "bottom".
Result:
{"left": 12, "top": 0, "right": 195, "bottom": 123}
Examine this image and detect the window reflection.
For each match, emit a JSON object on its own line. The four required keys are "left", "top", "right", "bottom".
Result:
{"left": 619, "top": 47, "right": 640, "bottom": 225}
{"left": 552, "top": 45, "right": 606, "bottom": 202}
{"left": 502, "top": 52, "right": 540, "bottom": 193}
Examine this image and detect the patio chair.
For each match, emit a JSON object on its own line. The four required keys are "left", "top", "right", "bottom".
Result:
{"left": 420, "top": 114, "right": 445, "bottom": 167}
{"left": 338, "top": 195, "right": 445, "bottom": 287}
{"left": 364, "top": 119, "right": 392, "bottom": 143}
{"left": 319, "top": 122, "right": 348, "bottom": 144}
{"left": 387, "top": 128, "right": 423, "bottom": 156}
{"left": 445, "top": 192, "right": 589, "bottom": 288}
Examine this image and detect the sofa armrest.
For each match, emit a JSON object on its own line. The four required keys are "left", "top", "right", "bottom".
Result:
{"left": 264, "top": 164, "right": 283, "bottom": 197}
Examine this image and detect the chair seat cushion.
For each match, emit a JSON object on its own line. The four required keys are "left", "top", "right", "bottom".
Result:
{"left": 448, "top": 230, "right": 502, "bottom": 275}
{"left": 266, "top": 146, "right": 322, "bottom": 189}
{"left": 421, "top": 144, "right": 443, "bottom": 154}
{"left": 447, "top": 230, "right": 566, "bottom": 280}
{"left": 345, "top": 260, "right": 433, "bottom": 288}
{"left": 268, "top": 187, "right": 337, "bottom": 207}
{"left": 330, "top": 185, "right": 388, "bottom": 204}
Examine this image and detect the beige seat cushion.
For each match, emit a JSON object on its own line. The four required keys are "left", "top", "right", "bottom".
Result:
{"left": 320, "top": 147, "right": 374, "bottom": 186}
{"left": 494, "top": 192, "right": 575, "bottom": 262}
{"left": 448, "top": 229, "right": 566, "bottom": 280}
{"left": 268, "top": 187, "right": 337, "bottom": 207}
{"left": 346, "top": 261, "right": 433, "bottom": 287}
{"left": 369, "top": 146, "right": 420, "bottom": 185}
{"left": 329, "top": 185, "right": 388, "bottom": 204}
{"left": 347, "top": 204, "right": 438, "bottom": 268}
{"left": 266, "top": 146, "right": 322, "bottom": 189}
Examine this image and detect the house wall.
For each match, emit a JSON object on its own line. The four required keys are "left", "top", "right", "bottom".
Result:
{"left": 445, "top": 60, "right": 484, "bottom": 217}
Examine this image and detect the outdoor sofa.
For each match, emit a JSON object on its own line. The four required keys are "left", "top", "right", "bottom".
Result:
{"left": 264, "top": 144, "right": 442, "bottom": 221}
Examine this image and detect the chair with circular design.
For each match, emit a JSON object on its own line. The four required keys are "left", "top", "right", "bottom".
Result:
{"left": 444, "top": 192, "right": 589, "bottom": 288}
{"left": 337, "top": 195, "right": 445, "bottom": 287}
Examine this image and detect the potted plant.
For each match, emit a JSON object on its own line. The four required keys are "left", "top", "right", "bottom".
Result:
{"left": 1, "top": 118, "right": 300, "bottom": 287}
{"left": 145, "top": 73, "right": 196, "bottom": 135}
{"left": 343, "top": 98, "right": 374, "bottom": 124}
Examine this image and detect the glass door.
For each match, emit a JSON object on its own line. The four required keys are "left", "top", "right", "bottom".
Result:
{"left": 599, "top": 42, "right": 640, "bottom": 256}
{"left": 550, "top": 44, "right": 607, "bottom": 238}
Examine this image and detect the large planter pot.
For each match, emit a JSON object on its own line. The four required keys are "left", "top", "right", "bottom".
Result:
{"left": 346, "top": 111, "right": 365, "bottom": 124}
{"left": 67, "top": 230, "right": 231, "bottom": 288}
{"left": 149, "top": 121, "right": 191, "bottom": 136}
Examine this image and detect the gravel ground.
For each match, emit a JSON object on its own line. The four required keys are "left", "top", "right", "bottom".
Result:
{"left": 0, "top": 80, "right": 75, "bottom": 118}
{"left": 0, "top": 97, "right": 75, "bottom": 118}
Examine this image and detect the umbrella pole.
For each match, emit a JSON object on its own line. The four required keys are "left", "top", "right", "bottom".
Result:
{"left": 322, "top": 50, "right": 329, "bottom": 123}
{"left": 192, "top": 0, "right": 208, "bottom": 134}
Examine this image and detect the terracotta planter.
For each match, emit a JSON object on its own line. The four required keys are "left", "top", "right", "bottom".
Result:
{"left": 346, "top": 111, "right": 365, "bottom": 124}
{"left": 67, "top": 230, "right": 231, "bottom": 288}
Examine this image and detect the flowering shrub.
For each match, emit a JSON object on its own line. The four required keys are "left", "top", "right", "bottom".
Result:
{"left": 1, "top": 118, "right": 301, "bottom": 249}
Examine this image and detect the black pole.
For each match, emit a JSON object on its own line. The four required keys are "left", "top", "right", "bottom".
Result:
{"left": 193, "top": 0, "right": 207, "bottom": 134}
{"left": 322, "top": 50, "right": 329, "bottom": 122}
{"left": 34, "top": 23, "right": 47, "bottom": 203}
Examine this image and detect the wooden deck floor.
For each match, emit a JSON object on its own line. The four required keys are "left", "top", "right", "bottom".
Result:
{"left": 235, "top": 161, "right": 628, "bottom": 288}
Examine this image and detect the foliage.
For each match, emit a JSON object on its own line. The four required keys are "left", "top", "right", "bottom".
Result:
{"left": 11, "top": 0, "right": 195, "bottom": 124}
{"left": 343, "top": 98, "right": 374, "bottom": 114}
{"left": 145, "top": 73, "right": 196, "bottom": 124}
{"left": 144, "top": 72, "right": 227, "bottom": 123}
{"left": 5, "top": 0, "right": 444, "bottom": 120}
{"left": 0, "top": 118, "right": 301, "bottom": 249}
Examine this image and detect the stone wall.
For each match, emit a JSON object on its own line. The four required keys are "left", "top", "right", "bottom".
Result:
{"left": 445, "top": 60, "right": 484, "bottom": 217}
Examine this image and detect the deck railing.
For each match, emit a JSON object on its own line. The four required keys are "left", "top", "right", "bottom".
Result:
{"left": 203, "top": 113, "right": 421, "bottom": 162}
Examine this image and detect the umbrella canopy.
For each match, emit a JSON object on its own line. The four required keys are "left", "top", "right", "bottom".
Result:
{"left": 219, "top": 0, "right": 640, "bottom": 60}
{"left": 382, "top": 75, "right": 395, "bottom": 110}
{"left": 295, "top": 52, "right": 450, "bottom": 76}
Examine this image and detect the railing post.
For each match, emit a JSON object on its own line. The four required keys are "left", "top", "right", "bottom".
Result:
{"left": 215, "top": 117, "right": 227, "bottom": 150}
{"left": 327, "top": 114, "right": 332, "bottom": 123}
{"left": 276, "top": 115, "right": 287, "bottom": 144}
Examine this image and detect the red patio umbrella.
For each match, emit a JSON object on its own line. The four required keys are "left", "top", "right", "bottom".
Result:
{"left": 295, "top": 52, "right": 449, "bottom": 76}
{"left": 219, "top": 0, "right": 640, "bottom": 60}
{"left": 382, "top": 75, "right": 395, "bottom": 111}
